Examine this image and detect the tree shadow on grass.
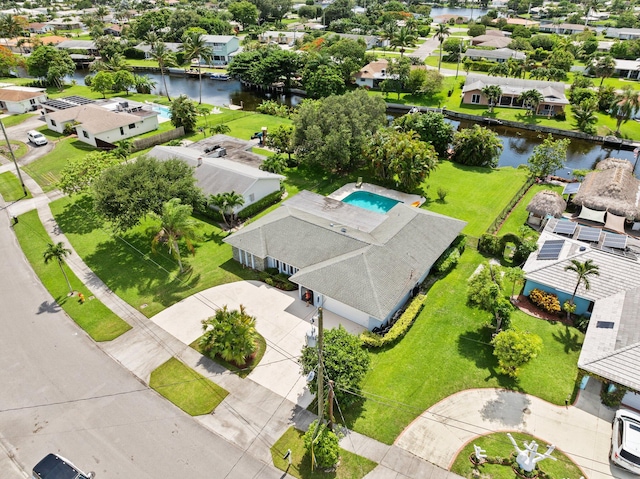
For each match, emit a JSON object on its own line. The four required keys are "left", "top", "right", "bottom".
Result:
{"left": 552, "top": 326, "right": 583, "bottom": 354}
{"left": 54, "top": 194, "right": 105, "bottom": 235}
{"left": 457, "top": 325, "right": 521, "bottom": 392}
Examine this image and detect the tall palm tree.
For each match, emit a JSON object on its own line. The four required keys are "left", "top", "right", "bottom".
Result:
{"left": 518, "top": 89, "right": 544, "bottom": 116}
{"left": 391, "top": 26, "right": 417, "bottom": 57}
{"left": 435, "top": 23, "right": 451, "bottom": 72}
{"left": 572, "top": 98, "right": 598, "bottom": 133}
{"left": 564, "top": 259, "right": 599, "bottom": 316}
{"left": 381, "top": 21, "right": 397, "bottom": 49}
{"left": 181, "top": 33, "right": 214, "bottom": 105}
{"left": 43, "top": 242, "right": 73, "bottom": 295}
{"left": 611, "top": 86, "right": 640, "bottom": 135}
{"left": 152, "top": 198, "right": 198, "bottom": 274}
{"left": 148, "top": 41, "right": 176, "bottom": 101}
{"left": 593, "top": 55, "right": 615, "bottom": 87}
{"left": 482, "top": 85, "right": 502, "bottom": 113}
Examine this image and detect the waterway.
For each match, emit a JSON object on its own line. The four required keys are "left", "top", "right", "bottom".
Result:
{"left": 69, "top": 70, "right": 638, "bottom": 176}
{"left": 429, "top": 6, "right": 490, "bottom": 20}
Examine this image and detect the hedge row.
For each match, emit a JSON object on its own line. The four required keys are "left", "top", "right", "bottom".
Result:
{"left": 433, "top": 235, "right": 467, "bottom": 275}
{"left": 360, "top": 294, "right": 426, "bottom": 348}
{"left": 237, "top": 188, "right": 284, "bottom": 220}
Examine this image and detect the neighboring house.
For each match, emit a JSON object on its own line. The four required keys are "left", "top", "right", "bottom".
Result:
{"left": 471, "top": 35, "right": 512, "bottom": 48}
{"left": 46, "top": 19, "right": 83, "bottom": 30}
{"left": 461, "top": 74, "right": 569, "bottom": 115}
{"left": 258, "top": 31, "right": 297, "bottom": 44}
{"left": 104, "top": 24, "right": 122, "bottom": 36}
{"left": 613, "top": 59, "right": 640, "bottom": 80}
{"left": 355, "top": 59, "right": 392, "bottom": 88}
{"left": 56, "top": 40, "right": 98, "bottom": 56}
{"left": 202, "top": 35, "right": 240, "bottom": 65}
{"left": 522, "top": 227, "right": 640, "bottom": 409}
{"left": 134, "top": 42, "right": 182, "bottom": 59}
{"left": 0, "top": 86, "right": 47, "bottom": 113}
{"left": 224, "top": 190, "right": 465, "bottom": 329}
{"left": 336, "top": 33, "right": 379, "bottom": 49}
{"left": 464, "top": 48, "right": 525, "bottom": 62}
{"left": 539, "top": 23, "right": 587, "bottom": 34}
{"left": 44, "top": 100, "right": 159, "bottom": 147}
{"left": 497, "top": 18, "right": 539, "bottom": 27}
{"left": 149, "top": 142, "right": 284, "bottom": 212}
{"left": 434, "top": 14, "right": 468, "bottom": 24}
{"left": 28, "top": 23, "right": 55, "bottom": 34}
{"left": 605, "top": 28, "right": 640, "bottom": 40}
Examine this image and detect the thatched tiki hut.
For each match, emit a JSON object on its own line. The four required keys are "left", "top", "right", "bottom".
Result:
{"left": 526, "top": 190, "right": 567, "bottom": 226}
{"left": 572, "top": 158, "right": 640, "bottom": 220}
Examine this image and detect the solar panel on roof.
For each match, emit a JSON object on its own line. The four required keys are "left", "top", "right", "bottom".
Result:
{"left": 603, "top": 233, "right": 627, "bottom": 249}
{"left": 577, "top": 226, "right": 601, "bottom": 243}
{"left": 562, "top": 182, "right": 581, "bottom": 195}
{"left": 42, "top": 99, "right": 75, "bottom": 110}
{"left": 553, "top": 221, "right": 577, "bottom": 236}
{"left": 538, "top": 239, "right": 564, "bottom": 260}
{"left": 64, "top": 95, "right": 94, "bottom": 105}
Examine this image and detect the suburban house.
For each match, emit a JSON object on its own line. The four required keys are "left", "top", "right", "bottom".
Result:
{"left": 258, "top": 31, "right": 297, "bottom": 44}
{"left": 434, "top": 14, "right": 468, "bottom": 24}
{"left": 539, "top": 23, "right": 587, "bottom": 34}
{"left": 135, "top": 42, "right": 182, "bottom": 59}
{"left": 224, "top": 190, "right": 466, "bottom": 329}
{"left": 461, "top": 74, "right": 569, "bottom": 115}
{"left": 202, "top": 35, "right": 240, "bottom": 65}
{"left": 612, "top": 59, "right": 640, "bottom": 80}
{"left": 355, "top": 59, "right": 393, "bottom": 88}
{"left": 56, "top": 40, "right": 99, "bottom": 56}
{"left": 103, "top": 24, "right": 123, "bottom": 36}
{"left": 605, "top": 28, "right": 640, "bottom": 40}
{"left": 496, "top": 18, "right": 539, "bottom": 27}
{"left": 148, "top": 139, "right": 284, "bottom": 212}
{"left": 46, "top": 19, "right": 83, "bottom": 30}
{"left": 471, "top": 35, "right": 512, "bottom": 48}
{"left": 0, "top": 86, "right": 47, "bottom": 113}
{"left": 44, "top": 99, "right": 159, "bottom": 147}
{"left": 463, "top": 48, "right": 525, "bottom": 62}
{"left": 522, "top": 226, "right": 640, "bottom": 409}
{"left": 28, "top": 22, "right": 55, "bottom": 34}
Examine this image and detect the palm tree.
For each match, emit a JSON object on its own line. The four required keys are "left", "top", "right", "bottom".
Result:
{"left": 391, "top": 27, "right": 417, "bottom": 57}
{"left": 572, "top": 98, "right": 598, "bottom": 133}
{"left": 518, "top": 89, "right": 544, "bottom": 116}
{"left": 149, "top": 41, "right": 176, "bottom": 101}
{"left": 593, "top": 55, "right": 615, "bottom": 87}
{"left": 435, "top": 23, "right": 451, "bottom": 72}
{"left": 611, "top": 86, "right": 640, "bottom": 135}
{"left": 181, "top": 33, "right": 214, "bottom": 105}
{"left": 152, "top": 198, "right": 198, "bottom": 274}
{"left": 133, "top": 74, "right": 157, "bottom": 94}
{"left": 199, "top": 304, "right": 258, "bottom": 366}
{"left": 381, "top": 21, "right": 397, "bottom": 48}
{"left": 482, "top": 85, "right": 502, "bottom": 113}
{"left": 209, "top": 191, "right": 245, "bottom": 226}
{"left": 564, "top": 259, "right": 599, "bottom": 318}
{"left": 43, "top": 242, "right": 73, "bottom": 295}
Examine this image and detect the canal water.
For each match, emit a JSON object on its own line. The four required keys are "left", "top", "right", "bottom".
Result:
{"left": 70, "top": 70, "right": 639, "bottom": 176}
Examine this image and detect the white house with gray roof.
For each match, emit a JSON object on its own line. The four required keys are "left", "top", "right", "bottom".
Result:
{"left": 463, "top": 48, "right": 525, "bottom": 62}
{"left": 149, "top": 144, "right": 284, "bottom": 212}
{"left": 522, "top": 229, "right": 640, "bottom": 408}
{"left": 224, "top": 190, "right": 466, "bottom": 329}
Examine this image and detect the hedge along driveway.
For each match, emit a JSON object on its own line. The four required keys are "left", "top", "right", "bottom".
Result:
{"left": 49, "top": 195, "right": 255, "bottom": 318}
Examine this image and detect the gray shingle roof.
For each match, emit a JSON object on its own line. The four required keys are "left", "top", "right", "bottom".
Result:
{"left": 224, "top": 191, "right": 466, "bottom": 320}
{"left": 463, "top": 74, "right": 569, "bottom": 105}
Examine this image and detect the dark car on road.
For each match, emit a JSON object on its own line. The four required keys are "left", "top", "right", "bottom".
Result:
{"left": 32, "top": 453, "right": 95, "bottom": 479}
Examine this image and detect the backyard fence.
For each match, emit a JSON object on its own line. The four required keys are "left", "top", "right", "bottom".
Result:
{"left": 132, "top": 126, "right": 185, "bottom": 151}
{"left": 485, "top": 175, "right": 536, "bottom": 235}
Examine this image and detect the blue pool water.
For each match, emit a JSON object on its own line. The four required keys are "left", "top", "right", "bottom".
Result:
{"left": 342, "top": 191, "right": 401, "bottom": 214}
{"left": 151, "top": 105, "right": 172, "bottom": 119}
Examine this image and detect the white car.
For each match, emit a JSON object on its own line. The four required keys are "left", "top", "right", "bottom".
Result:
{"left": 32, "top": 453, "right": 95, "bottom": 479}
{"left": 612, "top": 409, "right": 640, "bottom": 475}
{"left": 27, "top": 130, "right": 48, "bottom": 146}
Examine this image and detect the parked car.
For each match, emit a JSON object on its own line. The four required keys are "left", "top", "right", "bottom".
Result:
{"left": 27, "top": 130, "right": 48, "bottom": 146}
{"left": 32, "top": 453, "right": 95, "bottom": 479}
{"left": 611, "top": 409, "right": 640, "bottom": 475}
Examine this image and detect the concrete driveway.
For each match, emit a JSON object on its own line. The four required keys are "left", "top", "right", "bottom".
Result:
{"left": 395, "top": 381, "right": 631, "bottom": 479}
{"left": 0, "top": 113, "right": 54, "bottom": 170}
{"left": 150, "top": 280, "right": 365, "bottom": 407}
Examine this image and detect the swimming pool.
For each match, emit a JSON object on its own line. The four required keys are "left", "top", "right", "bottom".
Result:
{"left": 342, "top": 191, "right": 400, "bottom": 214}
{"left": 151, "top": 105, "right": 172, "bottom": 119}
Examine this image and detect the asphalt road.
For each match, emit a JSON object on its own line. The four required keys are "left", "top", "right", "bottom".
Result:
{"left": 0, "top": 210, "right": 283, "bottom": 478}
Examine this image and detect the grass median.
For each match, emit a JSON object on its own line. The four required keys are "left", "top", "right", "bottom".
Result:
{"left": 13, "top": 209, "right": 131, "bottom": 341}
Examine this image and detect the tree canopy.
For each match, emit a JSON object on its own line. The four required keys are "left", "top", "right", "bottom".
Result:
{"left": 199, "top": 305, "right": 258, "bottom": 366}
{"left": 393, "top": 111, "right": 453, "bottom": 158}
{"left": 27, "top": 46, "right": 76, "bottom": 87}
{"left": 450, "top": 124, "right": 503, "bottom": 168}
{"left": 293, "top": 90, "right": 386, "bottom": 172}
{"left": 492, "top": 329, "right": 543, "bottom": 377}
{"left": 58, "top": 151, "right": 120, "bottom": 196}
{"left": 170, "top": 95, "right": 198, "bottom": 133}
{"left": 92, "top": 156, "right": 203, "bottom": 231}
{"left": 527, "top": 134, "right": 570, "bottom": 178}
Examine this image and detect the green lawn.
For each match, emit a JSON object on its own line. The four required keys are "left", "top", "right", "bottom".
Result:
{"left": 421, "top": 161, "right": 530, "bottom": 237}
{"left": 0, "top": 139, "right": 28, "bottom": 160}
{"left": 24, "top": 137, "right": 96, "bottom": 192}
{"left": 346, "top": 249, "right": 583, "bottom": 444}
{"left": 49, "top": 195, "right": 256, "bottom": 317}
{"left": 149, "top": 357, "right": 228, "bottom": 415}
{"left": 2, "top": 112, "right": 34, "bottom": 128}
{"left": 451, "top": 432, "right": 583, "bottom": 479}
{"left": 271, "top": 427, "right": 377, "bottom": 479}
{"left": 190, "top": 333, "right": 267, "bottom": 379}
{"left": 498, "top": 184, "right": 563, "bottom": 236}
{"left": 0, "top": 171, "right": 31, "bottom": 201}
{"left": 13, "top": 209, "right": 131, "bottom": 341}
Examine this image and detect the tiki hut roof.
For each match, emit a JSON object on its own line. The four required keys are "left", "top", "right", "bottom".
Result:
{"left": 571, "top": 159, "right": 640, "bottom": 220}
{"left": 526, "top": 190, "right": 567, "bottom": 217}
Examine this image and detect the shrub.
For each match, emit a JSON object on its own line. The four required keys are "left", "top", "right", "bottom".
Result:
{"left": 555, "top": 111, "right": 566, "bottom": 121}
{"left": 479, "top": 234, "right": 502, "bottom": 256}
{"left": 123, "top": 47, "right": 146, "bottom": 59}
{"left": 437, "top": 187, "right": 448, "bottom": 202}
{"left": 433, "top": 248, "right": 460, "bottom": 275}
{"left": 303, "top": 421, "right": 340, "bottom": 469}
{"left": 361, "top": 294, "right": 425, "bottom": 348}
{"left": 601, "top": 382, "right": 628, "bottom": 407}
{"left": 237, "top": 188, "right": 284, "bottom": 219}
{"left": 528, "top": 288, "right": 561, "bottom": 314}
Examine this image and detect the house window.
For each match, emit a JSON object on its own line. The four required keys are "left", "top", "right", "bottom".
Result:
{"left": 120, "top": 127, "right": 124, "bottom": 135}
{"left": 30, "top": 99, "right": 36, "bottom": 105}
{"left": 82, "top": 130, "right": 89, "bottom": 138}
{"left": 129, "top": 123, "right": 135, "bottom": 129}
{"left": 51, "top": 120, "right": 57, "bottom": 127}
{"left": 471, "top": 94, "right": 481, "bottom": 104}
{"left": 248, "top": 193, "right": 255, "bottom": 202}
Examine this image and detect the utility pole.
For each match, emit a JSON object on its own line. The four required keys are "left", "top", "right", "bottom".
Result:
{"left": 317, "top": 307, "right": 324, "bottom": 423}
{"left": 455, "top": 40, "right": 463, "bottom": 78}
{"left": 0, "top": 118, "right": 27, "bottom": 197}
{"left": 327, "top": 380, "right": 335, "bottom": 431}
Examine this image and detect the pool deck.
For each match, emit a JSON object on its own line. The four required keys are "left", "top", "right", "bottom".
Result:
{"left": 145, "top": 101, "right": 172, "bottom": 123}
{"left": 328, "top": 183, "right": 426, "bottom": 206}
